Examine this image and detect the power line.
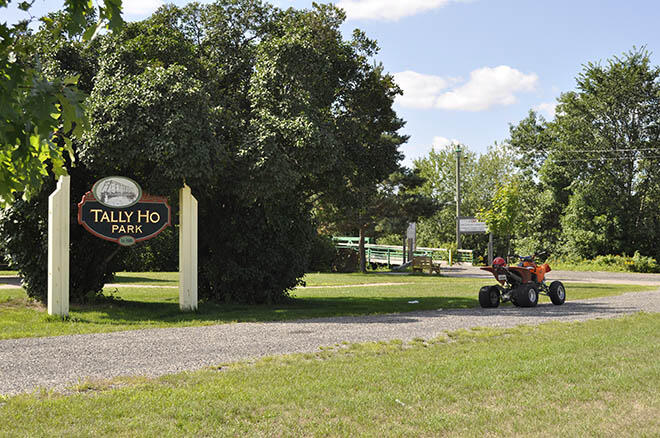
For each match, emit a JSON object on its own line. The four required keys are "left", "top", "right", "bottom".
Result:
{"left": 556, "top": 147, "right": 659, "bottom": 153}
{"left": 550, "top": 155, "right": 660, "bottom": 163}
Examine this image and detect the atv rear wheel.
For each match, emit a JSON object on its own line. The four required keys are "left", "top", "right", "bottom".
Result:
{"left": 548, "top": 281, "right": 566, "bottom": 305}
{"left": 515, "top": 284, "right": 539, "bottom": 307}
{"left": 479, "top": 286, "right": 500, "bottom": 308}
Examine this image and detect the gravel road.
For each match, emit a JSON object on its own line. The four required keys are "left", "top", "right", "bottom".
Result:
{"left": 1, "top": 289, "right": 658, "bottom": 396}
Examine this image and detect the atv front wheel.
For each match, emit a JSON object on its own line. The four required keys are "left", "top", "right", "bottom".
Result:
{"left": 479, "top": 286, "right": 500, "bottom": 308}
{"left": 548, "top": 281, "right": 566, "bottom": 305}
{"left": 515, "top": 284, "right": 539, "bottom": 307}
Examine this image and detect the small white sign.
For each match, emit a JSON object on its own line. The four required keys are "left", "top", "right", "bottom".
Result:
{"left": 459, "top": 217, "right": 487, "bottom": 233}
{"left": 406, "top": 222, "right": 416, "bottom": 239}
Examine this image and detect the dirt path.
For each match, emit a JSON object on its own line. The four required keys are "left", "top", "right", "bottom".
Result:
{"left": 1, "top": 289, "right": 658, "bottom": 396}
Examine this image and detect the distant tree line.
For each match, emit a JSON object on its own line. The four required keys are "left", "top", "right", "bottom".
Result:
{"left": 411, "top": 48, "right": 660, "bottom": 265}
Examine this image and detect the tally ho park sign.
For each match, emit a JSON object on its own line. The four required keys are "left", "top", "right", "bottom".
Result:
{"left": 49, "top": 176, "right": 197, "bottom": 317}
{"left": 78, "top": 176, "right": 171, "bottom": 246}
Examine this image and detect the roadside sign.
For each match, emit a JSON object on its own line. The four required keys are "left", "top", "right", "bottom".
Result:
{"left": 459, "top": 217, "right": 487, "bottom": 234}
{"left": 78, "top": 176, "right": 171, "bottom": 246}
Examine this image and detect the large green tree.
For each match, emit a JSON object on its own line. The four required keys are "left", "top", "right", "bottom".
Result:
{"left": 1, "top": 1, "right": 408, "bottom": 304}
{"left": 311, "top": 58, "right": 408, "bottom": 272}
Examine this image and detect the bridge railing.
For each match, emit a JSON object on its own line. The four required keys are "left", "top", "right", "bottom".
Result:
{"left": 334, "top": 240, "right": 474, "bottom": 266}
{"left": 457, "top": 249, "right": 474, "bottom": 263}
{"left": 332, "top": 236, "right": 370, "bottom": 246}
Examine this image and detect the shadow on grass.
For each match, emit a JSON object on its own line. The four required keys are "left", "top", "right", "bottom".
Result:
{"left": 112, "top": 275, "right": 174, "bottom": 284}
{"left": 66, "top": 294, "right": 650, "bottom": 329}
{"left": 0, "top": 277, "right": 21, "bottom": 287}
{"left": 69, "top": 296, "right": 479, "bottom": 326}
{"left": 565, "top": 283, "right": 623, "bottom": 290}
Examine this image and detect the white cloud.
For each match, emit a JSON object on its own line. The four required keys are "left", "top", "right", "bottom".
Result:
{"left": 336, "top": 0, "right": 460, "bottom": 21}
{"left": 123, "top": 0, "right": 163, "bottom": 16}
{"left": 393, "top": 71, "right": 458, "bottom": 109}
{"left": 435, "top": 66, "right": 538, "bottom": 111}
{"left": 534, "top": 102, "right": 557, "bottom": 119}
{"left": 432, "top": 136, "right": 460, "bottom": 148}
{"left": 394, "top": 66, "right": 538, "bottom": 112}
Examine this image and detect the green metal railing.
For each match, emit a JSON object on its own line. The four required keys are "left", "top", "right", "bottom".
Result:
{"left": 457, "top": 249, "right": 474, "bottom": 263}
{"left": 332, "top": 236, "right": 370, "bottom": 245}
{"left": 333, "top": 238, "right": 474, "bottom": 266}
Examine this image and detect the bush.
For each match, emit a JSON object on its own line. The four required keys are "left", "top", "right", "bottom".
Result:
{"left": 547, "top": 253, "right": 660, "bottom": 273}
{"left": 631, "top": 251, "right": 660, "bottom": 273}
{"left": 331, "top": 248, "right": 359, "bottom": 273}
{"left": 116, "top": 227, "right": 178, "bottom": 272}
{"left": 376, "top": 234, "right": 404, "bottom": 246}
{"left": 196, "top": 194, "right": 314, "bottom": 305}
{"left": 306, "top": 234, "right": 336, "bottom": 273}
{"left": 0, "top": 175, "right": 120, "bottom": 304}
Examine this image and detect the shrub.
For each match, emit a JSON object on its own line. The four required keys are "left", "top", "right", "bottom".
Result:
{"left": 306, "top": 234, "right": 336, "bottom": 273}
{"left": 196, "top": 194, "right": 314, "bottom": 305}
{"left": 331, "top": 248, "right": 359, "bottom": 273}
{"left": 631, "top": 251, "right": 660, "bottom": 273}
{"left": 116, "top": 227, "right": 178, "bottom": 272}
{"left": 377, "top": 234, "right": 404, "bottom": 246}
{"left": 0, "top": 175, "right": 120, "bottom": 304}
{"left": 547, "top": 253, "right": 660, "bottom": 273}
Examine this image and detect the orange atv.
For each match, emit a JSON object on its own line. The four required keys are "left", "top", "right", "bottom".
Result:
{"left": 478, "top": 253, "right": 566, "bottom": 308}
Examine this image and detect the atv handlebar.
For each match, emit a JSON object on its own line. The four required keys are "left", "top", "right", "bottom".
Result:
{"left": 508, "top": 252, "right": 547, "bottom": 262}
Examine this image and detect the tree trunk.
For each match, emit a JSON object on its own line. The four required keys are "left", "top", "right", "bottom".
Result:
{"left": 359, "top": 225, "right": 367, "bottom": 273}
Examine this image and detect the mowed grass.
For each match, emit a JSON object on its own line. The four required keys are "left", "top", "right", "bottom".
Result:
{"left": 2, "top": 313, "right": 658, "bottom": 437}
{"left": 0, "top": 272, "right": 655, "bottom": 340}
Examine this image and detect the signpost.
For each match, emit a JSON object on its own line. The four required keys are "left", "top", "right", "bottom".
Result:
{"left": 76, "top": 177, "right": 198, "bottom": 311}
{"left": 406, "top": 222, "right": 416, "bottom": 262}
{"left": 48, "top": 176, "right": 70, "bottom": 317}
{"left": 45, "top": 175, "right": 199, "bottom": 315}
{"left": 179, "top": 184, "right": 198, "bottom": 311}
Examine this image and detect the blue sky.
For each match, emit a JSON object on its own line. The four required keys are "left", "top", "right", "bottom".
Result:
{"left": 6, "top": 0, "right": 660, "bottom": 165}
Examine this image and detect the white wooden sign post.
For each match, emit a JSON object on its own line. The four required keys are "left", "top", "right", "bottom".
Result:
{"left": 48, "top": 175, "right": 70, "bottom": 316}
{"left": 179, "top": 184, "right": 198, "bottom": 311}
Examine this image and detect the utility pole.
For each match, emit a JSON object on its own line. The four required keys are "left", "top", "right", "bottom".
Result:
{"left": 455, "top": 144, "right": 462, "bottom": 249}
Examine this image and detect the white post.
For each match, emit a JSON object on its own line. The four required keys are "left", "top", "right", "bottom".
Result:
{"left": 48, "top": 175, "right": 70, "bottom": 316}
{"left": 179, "top": 184, "right": 198, "bottom": 311}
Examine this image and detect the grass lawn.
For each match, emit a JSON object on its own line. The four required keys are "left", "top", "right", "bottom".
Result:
{"left": 1, "top": 313, "right": 658, "bottom": 437}
{"left": 0, "top": 272, "right": 655, "bottom": 340}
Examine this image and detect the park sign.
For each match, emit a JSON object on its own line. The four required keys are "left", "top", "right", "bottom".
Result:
{"left": 78, "top": 176, "right": 171, "bottom": 246}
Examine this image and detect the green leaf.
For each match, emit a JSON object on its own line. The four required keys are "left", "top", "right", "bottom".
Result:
{"left": 29, "top": 134, "right": 41, "bottom": 149}
{"left": 82, "top": 21, "right": 100, "bottom": 42}
{"left": 62, "top": 75, "right": 80, "bottom": 86}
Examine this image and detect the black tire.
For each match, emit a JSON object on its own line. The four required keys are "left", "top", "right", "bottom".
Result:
{"left": 479, "top": 286, "right": 500, "bottom": 308}
{"left": 515, "top": 284, "right": 539, "bottom": 307}
{"left": 548, "top": 281, "right": 566, "bottom": 305}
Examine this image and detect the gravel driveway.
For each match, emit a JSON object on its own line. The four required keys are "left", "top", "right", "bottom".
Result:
{"left": 1, "top": 289, "right": 658, "bottom": 396}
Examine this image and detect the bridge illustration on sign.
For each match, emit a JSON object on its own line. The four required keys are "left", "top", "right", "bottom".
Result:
{"left": 97, "top": 179, "right": 139, "bottom": 207}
